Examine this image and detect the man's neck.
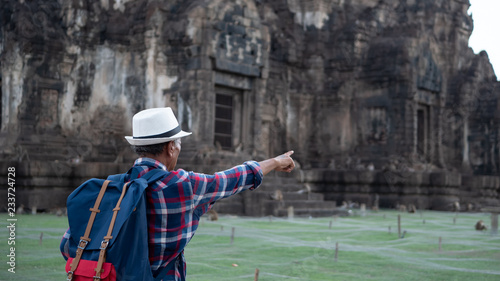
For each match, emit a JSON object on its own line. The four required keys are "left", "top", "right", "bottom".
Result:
{"left": 142, "top": 153, "right": 172, "bottom": 170}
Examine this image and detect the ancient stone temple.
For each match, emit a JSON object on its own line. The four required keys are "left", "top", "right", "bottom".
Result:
{"left": 1, "top": 0, "right": 499, "bottom": 214}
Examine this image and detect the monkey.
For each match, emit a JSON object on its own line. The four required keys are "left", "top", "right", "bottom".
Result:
{"left": 398, "top": 204, "right": 407, "bottom": 212}
{"left": 16, "top": 204, "right": 25, "bottom": 215}
{"left": 348, "top": 201, "right": 360, "bottom": 209}
{"left": 270, "top": 190, "right": 285, "bottom": 208}
{"left": 467, "top": 203, "right": 474, "bottom": 212}
{"left": 340, "top": 201, "right": 348, "bottom": 209}
{"left": 407, "top": 204, "right": 417, "bottom": 213}
{"left": 270, "top": 190, "right": 283, "bottom": 201}
{"left": 475, "top": 220, "right": 487, "bottom": 231}
{"left": 206, "top": 209, "right": 218, "bottom": 221}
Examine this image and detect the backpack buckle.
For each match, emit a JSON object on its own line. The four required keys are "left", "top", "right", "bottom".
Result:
{"left": 78, "top": 239, "right": 89, "bottom": 250}
{"left": 93, "top": 276, "right": 102, "bottom": 280}
{"left": 99, "top": 240, "right": 109, "bottom": 250}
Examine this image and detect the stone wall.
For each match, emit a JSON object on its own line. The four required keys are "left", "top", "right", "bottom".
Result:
{"left": 1, "top": 0, "right": 499, "bottom": 212}
{"left": 301, "top": 169, "right": 499, "bottom": 211}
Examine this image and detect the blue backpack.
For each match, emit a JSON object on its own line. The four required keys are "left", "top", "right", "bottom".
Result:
{"left": 65, "top": 169, "right": 169, "bottom": 281}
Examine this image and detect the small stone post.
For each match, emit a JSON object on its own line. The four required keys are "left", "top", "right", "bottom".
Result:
{"left": 398, "top": 215, "right": 401, "bottom": 238}
{"left": 491, "top": 213, "right": 498, "bottom": 235}
{"left": 334, "top": 242, "right": 339, "bottom": 262}
{"left": 481, "top": 208, "right": 500, "bottom": 236}
{"left": 288, "top": 206, "right": 294, "bottom": 219}
{"left": 230, "top": 227, "right": 235, "bottom": 245}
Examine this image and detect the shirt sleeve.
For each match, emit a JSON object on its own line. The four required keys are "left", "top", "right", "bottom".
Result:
{"left": 60, "top": 228, "right": 71, "bottom": 261}
{"left": 189, "top": 160, "right": 263, "bottom": 208}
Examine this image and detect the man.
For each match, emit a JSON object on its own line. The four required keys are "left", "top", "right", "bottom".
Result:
{"left": 61, "top": 107, "right": 295, "bottom": 280}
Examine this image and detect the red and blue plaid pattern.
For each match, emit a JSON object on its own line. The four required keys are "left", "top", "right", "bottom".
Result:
{"left": 61, "top": 157, "right": 263, "bottom": 280}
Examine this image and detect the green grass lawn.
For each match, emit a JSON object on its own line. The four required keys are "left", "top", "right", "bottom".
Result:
{"left": 0, "top": 210, "right": 499, "bottom": 280}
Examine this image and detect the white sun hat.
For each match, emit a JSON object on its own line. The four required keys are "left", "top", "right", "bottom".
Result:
{"left": 125, "top": 107, "right": 192, "bottom": 146}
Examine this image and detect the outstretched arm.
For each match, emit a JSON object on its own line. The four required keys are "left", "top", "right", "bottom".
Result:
{"left": 258, "top": 150, "right": 295, "bottom": 176}
{"left": 189, "top": 151, "right": 295, "bottom": 208}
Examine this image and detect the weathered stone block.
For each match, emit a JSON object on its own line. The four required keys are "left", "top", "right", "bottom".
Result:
{"left": 214, "top": 58, "right": 260, "bottom": 76}
{"left": 430, "top": 172, "right": 461, "bottom": 187}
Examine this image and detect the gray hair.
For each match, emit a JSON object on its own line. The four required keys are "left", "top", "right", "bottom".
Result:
{"left": 173, "top": 138, "right": 182, "bottom": 147}
{"left": 131, "top": 139, "right": 181, "bottom": 156}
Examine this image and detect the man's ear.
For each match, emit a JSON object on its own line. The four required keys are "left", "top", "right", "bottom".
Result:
{"left": 162, "top": 142, "right": 170, "bottom": 156}
{"left": 165, "top": 141, "right": 174, "bottom": 156}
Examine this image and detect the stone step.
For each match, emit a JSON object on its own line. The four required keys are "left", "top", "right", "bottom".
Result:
{"left": 258, "top": 191, "right": 324, "bottom": 201}
{"left": 285, "top": 192, "right": 324, "bottom": 201}
{"left": 17, "top": 135, "right": 71, "bottom": 161}
{"left": 191, "top": 166, "right": 347, "bottom": 217}
{"left": 279, "top": 200, "right": 337, "bottom": 209}
{"left": 262, "top": 175, "right": 301, "bottom": 184}
{"left": 259, "top": 198, "right": 342, "bottom": 217}
{"left": 259, "top": 182, "right": 307, "bottom": 192}
{"left": 276, "top": 208, "right": 351, "bottom": 217}
{"left": 212, "top": 201, "right": 244, "bottom": 216}
{"left": 263, "top": 199, "right": 337, "bottom": 213}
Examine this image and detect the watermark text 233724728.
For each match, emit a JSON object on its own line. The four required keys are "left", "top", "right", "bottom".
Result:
{"left": 7, "top": 167, "right": 16, "bottom": 216}
{"left": 7, "top": 167, "right": 16, "bottom": 273}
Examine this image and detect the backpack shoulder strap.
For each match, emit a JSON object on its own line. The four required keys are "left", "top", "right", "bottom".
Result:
{"left": 67, "top": 180, "right": 111, "bottom": 281}
{"left": 107, "top": 168, "right": 166, "bottom": 185}
{"left": 94, "top": 181, "right": 131, "bottom": 279}
{"left": 141, "top": 168, "right": 168, "bottom": 184}
{"left": 106, "top": 173, "right": 126, "bottom": 182}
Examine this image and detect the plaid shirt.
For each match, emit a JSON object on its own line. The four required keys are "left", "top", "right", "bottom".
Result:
{"left": 61, "top": 157, "right": 263, "bottom": 280}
